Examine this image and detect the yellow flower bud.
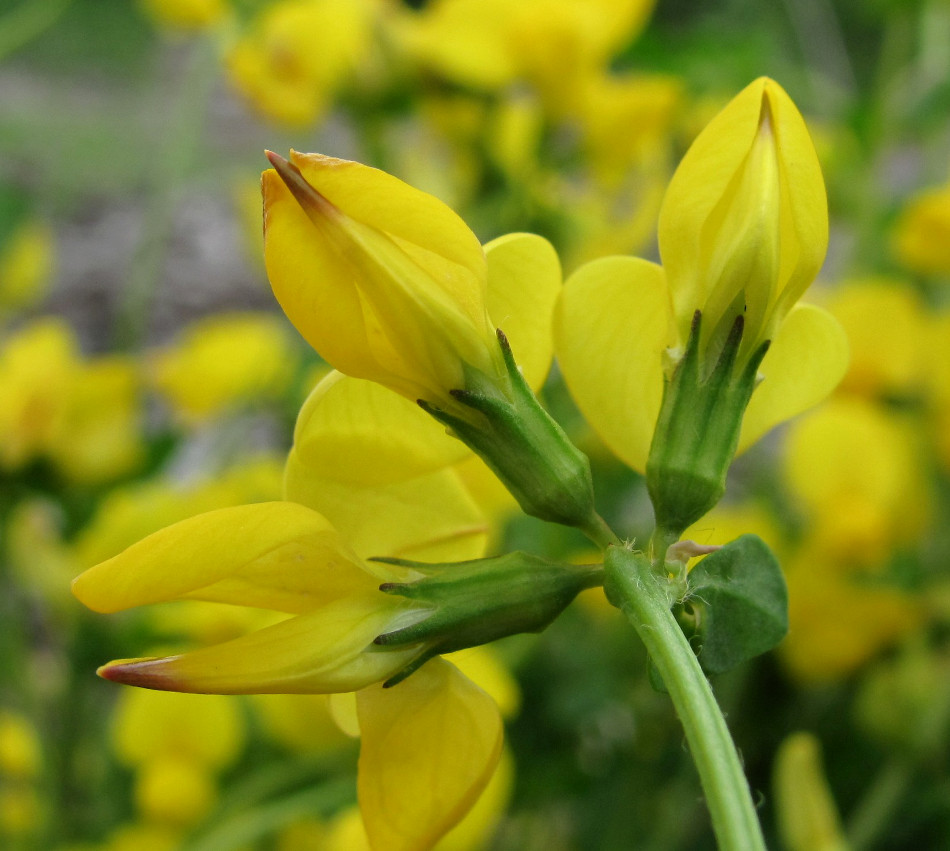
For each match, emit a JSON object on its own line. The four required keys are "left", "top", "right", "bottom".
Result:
{"left": 262, "top": 151, "right": 505, "bottom": 413}
{"left": 658, "top": 77, "right": 828, "bottom": 363}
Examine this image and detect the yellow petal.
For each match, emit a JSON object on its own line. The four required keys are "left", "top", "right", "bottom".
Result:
{"left": 291, "top": 371, "right": 467, "bottom": 486}
{"left": 263, "top": 168, "right": 396, "bottom": 384}
{"left": 658, "top": 78, "right": 827, "bottom": 352}
{"left": 738, "top": 303, "right": 849, "bottom": 452}
{"left": 554, "top": 256, "right": 673, "bottom": 473}
{"left": 434, "top": 747, "right": 514, "bottom": 851}
{"left": 285, "top": 372, "right": 487, "bottom": 561}
{"left": 444, "top": 647, "right": 521, "bottom": 719}
{"left": 286, "top": 448, "right": 487, "bottom": 563}
{"left": 98, "top": 597, "right": 422, "bottom": 695}
{"left": 72, "top": 502, "right": 377, "bottom": 615}
{"left": 357, "top": 658, "right": 503, "bottom": 851}
{"left": 289, "top": 152, "right": 486, "bottom": 293}
{"left": 263, "top": 153, "right": 499, "bottom": 404}
{"left": 773, "top": 733, "right": 848, "bottom": 851}
{"left": 484, "top": 233, "right": 561, "bottom": 391}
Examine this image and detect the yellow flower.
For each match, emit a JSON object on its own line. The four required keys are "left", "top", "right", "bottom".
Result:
{"left": 227, "top": 0, "right": 378, "bottom": 126}
{"left": 0, "top": 219, "right": 54, "bottom": 313}
{"left": 782, "top": 397, "right": 930, "bottom": 563}
{"left": 780, "top": 556, "right": 919, "bottom": 683}
{"left": 149, "top": 312, "right": 299, "bottom": 422}
{"left": 0, "top": 713, "right": 41, "bottom": 781}
{"left": 395, "top": 0, "right": 655, "bottom": 114}
{"left": 555, "top": 78, "right": 849, "bottom": 476}
{"left": 263, "top": 149, "right": 563, "bottom": 413}
{"left": 0, "top": 320, "right": 144, "bottom": 482}
{"left": 0, "top": 319, "right": 74, "bottom": 469}
{"left": 111, "top": 687, "right": 243, "bottom": 827}
{"left": 47, "top": 354, "right": 145, "bottom": 484}
{"left": 263, "top": 150, "right": 508, "bottom": 413}
{"left": 825, "top": 277, "right": 929, "bottom": 400}
{"left": 892, "top": 179, "right": 950, "bottom": 277}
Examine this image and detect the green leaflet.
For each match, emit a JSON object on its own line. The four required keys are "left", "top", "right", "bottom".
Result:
{"left": 676, "top": 534, "right": 788, "bottom": 676}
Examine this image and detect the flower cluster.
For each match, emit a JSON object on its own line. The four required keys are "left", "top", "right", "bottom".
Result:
{"left": 72, "top": 78, "right": 847, "bottom": 848}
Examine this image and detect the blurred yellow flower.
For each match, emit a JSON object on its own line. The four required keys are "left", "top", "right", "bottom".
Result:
{"left": 0, "top": 319, "right": 74, "bottom": 469}
{"left": 227, "top": 0, "right": 379, "bottom": 126}
{"left": 0, "top": 319, "right": 144, "bottom": 482}
{"left": 0, "top": 712, "right": 41, "bottom": 780}
{"left": 396, "top": 0, "right": 654, "bottom": 114}
{"left": 111, "top": 688, "right": 244, "bottom": 826}
{"left": 781, "top": 554, "right": 920, "bottom": 683}
{"left": 0, "top": 219, "right": 54, "bottom": 313}
{"left": 149, "top": 312, "right": 298, "bottom": 422}
{"left": 782, "top": 396, "right": 929, "bottom": 563}
{"left": 825, "top": 277, "right": 929, "bottom": 399}
{"left": 892, "top": 180, "right": 950, "bottom": 277}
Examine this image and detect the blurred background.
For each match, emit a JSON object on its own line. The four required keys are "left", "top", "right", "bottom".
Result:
{"left": 1, "top": 0, "right": 950, "bottom": 848}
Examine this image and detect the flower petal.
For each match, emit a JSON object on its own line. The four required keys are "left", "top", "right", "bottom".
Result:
{"left": 484, "top": 233, "right": 561, "bottom": 390}
{"left": 263, "top": 170, "right": 396, "bottom": 385}
{"left": 357, "top": 658, "right": 503, "bottom": 851}
{"left": 286, "top": 448, "right": 487, "bottom": 563}
{"left": 289, "top": 152, "right": 487, "bottom": 297}
{"left": 658, "top": 78, "right": 827, "bottom": 348}
{"left": 738, "top": 303, "right": 849, "bottom": 451}
{"left": 292, "top": 372, "right": 467, "bottom": 485}
{"left": 554, "top": 255, "right": 673, "bottom": 473}
{"left": 98, "top": 597, "right": 423, "bottom": 695}
{"left": 285, "top": 372, "right": 487, "bottom": 562}
{"left": 72, "top": 502, "right": 377, "bottom": 615}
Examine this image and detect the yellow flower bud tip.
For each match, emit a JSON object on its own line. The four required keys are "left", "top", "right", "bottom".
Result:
{"left": 264, "top": 150, "right": 339, "bottom": 224}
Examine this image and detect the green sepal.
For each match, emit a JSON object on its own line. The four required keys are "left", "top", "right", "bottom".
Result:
{"left": 419, "top": 330, "right": 608, "bottom": 542}
{"left": 373, "top": 550, "right": 603, "bottom": 687}
{"left": 674, "top": 534, "right": 788, "bottom": 675}
{"left": 646, "top": 312, "right": 770, "bottom": 547}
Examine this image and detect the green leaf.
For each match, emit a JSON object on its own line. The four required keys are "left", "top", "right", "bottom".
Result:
{"left": 675, "top": 534, "right": 788, "bottom": 675}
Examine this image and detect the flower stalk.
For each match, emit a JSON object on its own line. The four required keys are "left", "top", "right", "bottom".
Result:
{"left": 605, "top": 545, "right": 767, "bottom": 851}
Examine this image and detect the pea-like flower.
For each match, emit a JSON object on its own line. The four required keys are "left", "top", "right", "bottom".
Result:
{"left": 263, "top": 150, "right": 506, "bottom": 416}
{"left": 556, "top": 78, "right": 849, "bottom": 541}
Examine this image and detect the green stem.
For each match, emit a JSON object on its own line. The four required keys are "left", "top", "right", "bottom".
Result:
{"left": 581, "top": 511, "right": 622, "bottom": 549}
{"left": 605, "top": 546, "right": 766, "bottom": 851}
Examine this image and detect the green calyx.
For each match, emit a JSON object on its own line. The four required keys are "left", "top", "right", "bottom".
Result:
{"left": 372, "top": 551, "right": 603, "bottom": 686}
{"left": 646, "top": 311, "right": 769, "bottom": 551}
{"left": 419, "top": 329, "right": 613, "bottom": 545}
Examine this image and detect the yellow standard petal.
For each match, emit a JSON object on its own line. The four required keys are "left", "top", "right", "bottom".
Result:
{"left": 357, "top": 658, "right": 503, "bottom": 851}
{"left": 554, "top": 255, "right": 674, "bottom": 473}
{"left": 263, "top": 151, "right": 503, "bottom": 408}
